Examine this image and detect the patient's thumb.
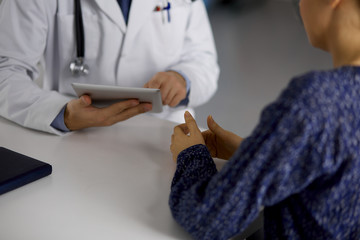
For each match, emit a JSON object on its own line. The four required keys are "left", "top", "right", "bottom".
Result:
{"left": 207, "top": 115, "right": 224, "bottom": 135}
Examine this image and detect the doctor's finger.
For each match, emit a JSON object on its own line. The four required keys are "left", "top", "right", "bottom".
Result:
{"left": 159, "top": 84, "right": 172, "bottom": 104}
{"left": 68, "top": 95, "right": 91, "bottom": 109}
{"left": 168, "top": 93, "right": 185, "bottom": 107}
{"left": 164, "top": 87, "right": 178, "bottom": 106}
{"left": 103, "top": 99, "right": 140, "bottom": 116}
{"left": 146, "top": 75, "right": 163, "bottom": 89}
{"left": 79, "top": 95, "right": 92, "bottom": 106}
{"left": 106, "top": 103, "right": 152, "bottom": 125}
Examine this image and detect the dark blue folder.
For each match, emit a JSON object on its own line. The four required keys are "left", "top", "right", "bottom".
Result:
{"left": 0, "top": 147, "right": 52, "bottom": 195}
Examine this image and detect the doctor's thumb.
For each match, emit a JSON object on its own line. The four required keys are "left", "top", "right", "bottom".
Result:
{"left": 79, "top": 95, "right": 92, "bottom": 107}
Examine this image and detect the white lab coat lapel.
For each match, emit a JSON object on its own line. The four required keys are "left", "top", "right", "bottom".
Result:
{"left": 93, "top": 0, "right": 127, "bottom": 33}
{"left": 122, "top": 0, "right": 156, "bottom": 53}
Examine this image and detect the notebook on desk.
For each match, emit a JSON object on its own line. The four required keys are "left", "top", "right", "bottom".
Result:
{"left": 0, "top": 147, "right": 52, "bottom": 195}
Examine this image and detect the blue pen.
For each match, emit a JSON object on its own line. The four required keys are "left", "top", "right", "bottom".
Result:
{"left": 163, "top": 2, "right": 171, "bottom": 23}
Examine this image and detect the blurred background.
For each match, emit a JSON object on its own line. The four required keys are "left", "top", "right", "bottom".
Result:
{"left": 195, "top": 0, "right": 332, "bottom": 136}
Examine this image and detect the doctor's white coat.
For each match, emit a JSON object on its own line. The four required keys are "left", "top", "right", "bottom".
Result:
{"left": 0, "top": 0, "right": 219, "bottom": 134}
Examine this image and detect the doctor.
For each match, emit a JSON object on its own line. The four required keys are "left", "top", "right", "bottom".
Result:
{"left": 0, "top": 0, "right": 219, "bottom": 134}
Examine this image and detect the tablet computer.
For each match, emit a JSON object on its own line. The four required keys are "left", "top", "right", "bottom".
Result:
{"left": 71, "top": 83, "right": 163, "bottom": 113}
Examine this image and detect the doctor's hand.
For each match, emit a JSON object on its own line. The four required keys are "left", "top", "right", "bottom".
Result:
{"left": 64, "top": 95, "right": 152, "bottom": 131}
{"left": 170, "top": 111, "right": 205, "bottom": 162}
{"left": 202, "top": 115, "right": 243, "bottom": 160}
{"left": 144, "top": 71, "right": 187, "bottom": 107}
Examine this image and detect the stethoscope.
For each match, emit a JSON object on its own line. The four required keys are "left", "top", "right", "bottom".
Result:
{"left": 69, "top": 0, "right": 89, "bottom": 77}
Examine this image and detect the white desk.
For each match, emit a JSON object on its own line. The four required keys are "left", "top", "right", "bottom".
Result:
{"left": 0, "top": 115, "right": 260, "bottom": 240}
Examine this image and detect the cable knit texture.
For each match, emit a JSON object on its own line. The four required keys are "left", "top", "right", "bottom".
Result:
{"left": 169, "top": 66, "right": 360, "bottom": 240}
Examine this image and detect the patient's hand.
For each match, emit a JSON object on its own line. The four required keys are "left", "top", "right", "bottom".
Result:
{"left": 170, "top": 112, "right": 205, "bottom": 162}
{"left": 202, "top": 115, "right": 243, "bottom": 160}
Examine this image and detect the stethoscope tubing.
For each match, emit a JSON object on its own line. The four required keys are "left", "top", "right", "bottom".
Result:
{"left": 74, "top": 0, "right": 85, "bottom": 59}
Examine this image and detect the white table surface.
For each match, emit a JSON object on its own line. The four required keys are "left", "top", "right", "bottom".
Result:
{"left": 0, "top": 114, "right": 231, "bottom": 240}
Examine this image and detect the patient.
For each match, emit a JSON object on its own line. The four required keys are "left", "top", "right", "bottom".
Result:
{"left": 169, "top": 0, "right": 360, "bottom": 239}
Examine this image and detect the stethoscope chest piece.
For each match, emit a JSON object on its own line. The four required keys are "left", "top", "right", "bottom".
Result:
{"left": 70, "top": 57, "right": 89, "bottom": 76}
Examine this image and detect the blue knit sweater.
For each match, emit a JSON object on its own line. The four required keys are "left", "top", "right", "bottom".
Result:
{"left": 169, "top": 66, "right": 360, "bottom": 240}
